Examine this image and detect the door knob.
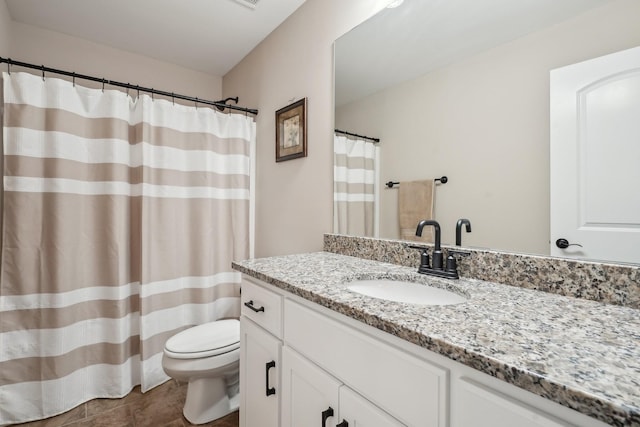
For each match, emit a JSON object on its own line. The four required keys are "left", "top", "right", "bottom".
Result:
{"left": 556, "top": 238, "right": 583, "bottom": 249}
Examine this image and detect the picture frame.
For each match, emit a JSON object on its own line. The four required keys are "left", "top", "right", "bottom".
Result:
{"left": 276, "top": 98, "right": 307, "bottom": 162}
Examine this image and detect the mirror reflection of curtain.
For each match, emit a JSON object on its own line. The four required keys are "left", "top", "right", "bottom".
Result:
{"left": 0, "top": 71, "right": 254, "bottom": 424}
{"left": 333, "top": 134, "right": 378, "bottom": 237}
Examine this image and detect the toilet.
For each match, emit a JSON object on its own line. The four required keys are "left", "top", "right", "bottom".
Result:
{"left": 162, "top": 319, "right": 240, "bottom": 424}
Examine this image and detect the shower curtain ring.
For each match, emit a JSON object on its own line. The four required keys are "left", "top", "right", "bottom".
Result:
{"left": 41, "top": 65, "right": 45, "bottom": 81}
{"left": 6, "top": 58, "right": 11, "bottom": 75}
{"left": 195, "top": 97, "right": 198, "bottom": 109}
{"left": 102, "top": 78, "right": 105, "bottom": 92}
{"left": 171, "top": 93, "right": 175, "bottom": 105}
{"left": 151, "top": 89, "right": 154, "bottom": 101}
{"left": 72, "top": 72, "right": 76, "bottom": 87}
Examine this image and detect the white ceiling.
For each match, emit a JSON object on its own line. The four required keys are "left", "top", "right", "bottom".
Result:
{"left": 335, "top": 0, "right": 613, "bottom": 106}
{"left": 5, "top": 0, "right": 307, "bottom": 76}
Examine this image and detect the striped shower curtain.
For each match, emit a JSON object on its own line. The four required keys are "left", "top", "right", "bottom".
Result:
{"left": 0, "top": 71, "right": 254, "bottom": 424}
{"left": 333, "top": 134, "right": 378, "bottom": 237}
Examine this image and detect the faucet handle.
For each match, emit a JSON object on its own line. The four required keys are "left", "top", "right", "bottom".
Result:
{"left": 445, "top": 249, "right": 470, "bottom": 277}
{"left": 445, "top": 255, "right": 457, "bottom": 272}
{"left": 407, "top": 245, "right": 430, "bottom": 270}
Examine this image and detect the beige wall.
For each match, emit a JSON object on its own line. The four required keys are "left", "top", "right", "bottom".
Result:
{"left": 0, "top": 0, "right": 11, "bottom": 56}
{"left": 7, "top": 20, "right": 222, "bottom": 103}
{"left": 336, "top": 0, "right": 640, "bottom": 255}
{"left": 223, "top": 0, "right": 388, "bottom": 257}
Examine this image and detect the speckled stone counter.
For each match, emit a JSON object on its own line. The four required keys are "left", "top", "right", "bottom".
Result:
{"left": 324, "top": 233, "right": 640, "bottom": 309}
{"left": 232, "top": 252, "right": 640, "bottom": 427}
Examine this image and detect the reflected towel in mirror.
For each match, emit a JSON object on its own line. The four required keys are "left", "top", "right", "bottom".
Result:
{"left": 399, "top": 179, "right": 435, "bottom": 242}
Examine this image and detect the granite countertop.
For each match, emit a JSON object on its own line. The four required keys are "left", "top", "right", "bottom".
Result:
{"left": 232, "top": 251, "right": 640, "bottom": 427}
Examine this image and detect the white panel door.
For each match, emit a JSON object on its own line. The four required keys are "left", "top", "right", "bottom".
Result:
{"left": 550, "top": 45, "right": 640, "bottom": 263}
{"left": 239, "top": 317, "right": 280, "bottom": 427}
{"left": 281, "top": 346, "right": 341, "bottom": 427}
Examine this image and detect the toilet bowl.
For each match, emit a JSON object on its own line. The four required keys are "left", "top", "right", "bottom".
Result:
{"left": 162, "top": 319, "right": 240, "bottom": 424}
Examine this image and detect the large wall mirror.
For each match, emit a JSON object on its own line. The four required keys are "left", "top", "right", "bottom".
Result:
{"left": 334, "top": 0, "right": 640, "bottom": 263}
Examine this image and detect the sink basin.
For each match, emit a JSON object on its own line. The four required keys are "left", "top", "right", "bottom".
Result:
{"left": 346, "top": 279, "right": 467, "bottom": 306}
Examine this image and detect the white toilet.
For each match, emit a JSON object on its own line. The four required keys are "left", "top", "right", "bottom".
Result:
{"left": 162, "top": 318, "right": 240, "bottom": 424}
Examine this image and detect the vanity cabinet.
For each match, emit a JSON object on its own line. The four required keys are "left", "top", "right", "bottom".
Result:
{"left": 240, "top": 276, "right": 609, "bottom": 427}
{"left": 239, "top": 279, "right": 283, "bottom": 427}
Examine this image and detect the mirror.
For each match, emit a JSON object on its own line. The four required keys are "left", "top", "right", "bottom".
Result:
{"left": 334, "top": 0, "right": 640, "bottom": 260}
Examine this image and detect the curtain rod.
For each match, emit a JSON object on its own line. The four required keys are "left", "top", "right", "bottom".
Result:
{"left": 0, "top": 57, "right": 258, "bottom": 115}
{"left": 335, "top": 128, "right": 380, "bottom": 143}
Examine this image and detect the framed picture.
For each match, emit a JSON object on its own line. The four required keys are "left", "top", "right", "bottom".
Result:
{"left": 276, "top": 98, "right": 307, "bottom": 162}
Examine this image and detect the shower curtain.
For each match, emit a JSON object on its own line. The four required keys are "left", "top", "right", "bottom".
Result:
{"left": 0, "top": 71, "right": 254, "bottom": 424}
{"left": 333, "top": 134, "right": 378, "bottom": 237}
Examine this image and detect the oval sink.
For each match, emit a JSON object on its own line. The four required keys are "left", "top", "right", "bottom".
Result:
{"left": 346, "top": 279, "right": 467, "bottom": 306}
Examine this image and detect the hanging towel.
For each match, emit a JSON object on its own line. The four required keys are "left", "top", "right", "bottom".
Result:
{"left": 399, "top": 179, "right": 435, "bottom": 242}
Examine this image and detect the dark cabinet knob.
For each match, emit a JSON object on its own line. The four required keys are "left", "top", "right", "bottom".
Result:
{"left": 556, "top": 238, "right": 583, "bottom": 249}
{"left": 336, "top": 420, "right": 349, "bottom": 427}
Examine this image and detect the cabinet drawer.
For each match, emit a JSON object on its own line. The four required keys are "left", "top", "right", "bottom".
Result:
{"left": 285, "top": 299, "right": 448, "bottom": 427}
{"left": 241, "top": 278, "right": 283, "bottom": 338}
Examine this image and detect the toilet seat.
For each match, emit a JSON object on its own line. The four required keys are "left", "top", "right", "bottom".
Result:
{"left": 164, "top": 319, "right": 240, "bottom": 359}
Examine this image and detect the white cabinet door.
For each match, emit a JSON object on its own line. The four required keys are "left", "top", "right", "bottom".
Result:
{"left": 452, "top": 377, "right": 572, "bottom": 427}
{"left": 339, "top": 386, "right": 405, "bottom": 427}
{"left": 240, "top": 317, "right": 281, "bottom": 427}
{"left": 281, "top": 346, "right": 341, "bottom": 427}
{"left": 550, "top": 45, "right": 640, "bottom": 263}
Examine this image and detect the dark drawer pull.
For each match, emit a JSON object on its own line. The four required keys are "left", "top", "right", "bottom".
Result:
{"left": 336, "top": 420, "right": 349, "bottom": 427}
{"left": 244, "top": 300, "right": 265, "bottom": 313}
{"left": 321, "top": 407, "right": 334, "bottom": 427}
{"left": 265, "top": 360, "right": 276, "bottom": 396}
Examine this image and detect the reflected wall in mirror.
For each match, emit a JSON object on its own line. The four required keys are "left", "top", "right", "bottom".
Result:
{"left": 334, "top": 0, "right": 640, "bottom": 262}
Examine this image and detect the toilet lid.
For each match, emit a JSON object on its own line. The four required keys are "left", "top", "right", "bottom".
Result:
{"left": 164, "top": 319, "right": 240, "bottom": 359}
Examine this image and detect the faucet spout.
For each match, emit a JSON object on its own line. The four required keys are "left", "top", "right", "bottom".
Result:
{"left": 416, "top": 220, "right": 443, "bottom": 270}
{"left": 415, "top": 220, "right": 441, "bottom": 250}
{"left": 455, "top": 219, "right": 472, "bottom": 246}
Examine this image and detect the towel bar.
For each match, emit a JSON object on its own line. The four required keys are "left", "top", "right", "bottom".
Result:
{"left": 385, "top": 176, "right": 447, "bottom": 188}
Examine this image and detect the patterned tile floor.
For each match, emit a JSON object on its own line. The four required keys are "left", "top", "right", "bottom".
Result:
{"left": 10, "top": 380, "right": 239, "bottom": 427}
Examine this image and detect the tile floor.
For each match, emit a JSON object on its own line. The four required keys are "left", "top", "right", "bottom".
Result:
{"left": 10, "top": 380, "right": 239, "bottom": 427}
